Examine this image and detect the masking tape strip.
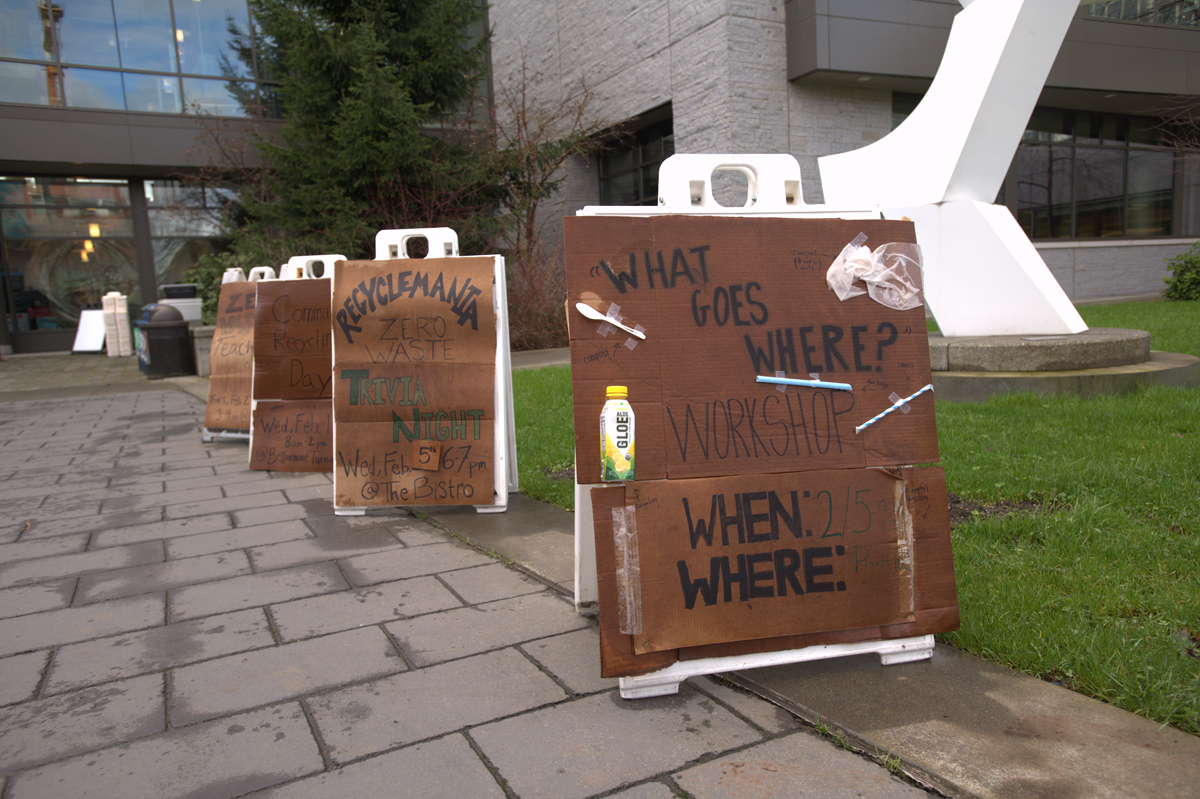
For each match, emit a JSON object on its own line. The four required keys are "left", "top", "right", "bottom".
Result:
{"left": 888, "top": 391, "right": 912, "bottom": 414}
{"left": 856, "top": 384, "right": 933, "bottom": 434}
{"left": 611, "top": 505, "right": 643, "bottom": 636}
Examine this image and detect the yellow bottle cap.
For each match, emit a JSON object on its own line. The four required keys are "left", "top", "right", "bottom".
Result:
{"left": 606, "top": 386, "right": 628, "bottom": 399}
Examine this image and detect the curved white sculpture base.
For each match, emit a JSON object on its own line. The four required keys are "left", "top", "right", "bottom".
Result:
{"left": 891, "top": 202, "right": 1086, "bottom": 337}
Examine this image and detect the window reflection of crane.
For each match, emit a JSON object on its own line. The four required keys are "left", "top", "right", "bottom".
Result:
{"left": 38, "top": 0, "right": 64, "bottom": 105}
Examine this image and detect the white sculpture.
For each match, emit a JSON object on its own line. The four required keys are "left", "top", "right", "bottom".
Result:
{"left": 818, "top": 0, "right": 1102, "bottom": 337}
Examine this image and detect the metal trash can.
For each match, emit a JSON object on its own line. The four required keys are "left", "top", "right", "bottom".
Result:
{"left": 134, "top": 304, "right": 196, "bottom": 378}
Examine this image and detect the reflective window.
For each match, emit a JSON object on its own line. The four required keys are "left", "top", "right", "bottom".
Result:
{"left": 3, "top": 237, "right": 142, "bottom": 330}
{"left": 182, "top": 76, "right": 253, "bottom": 115}
{"left": 1183, "top": 154, "right": 1200, "bottom": 236}
{"left": 0, "top": 0, "right": 57, "bottom": 60}
{"left": 1074, "top": 147, "right": 1126, "bottom": 238}
{"left": 174, "top": 0, "right": 253, "bottom": 78}
{"left": 123, "top": 72, "right": 181, "bottom": 112}
{"left": 56, "top": 0, "right": 120, "bottom": 68}
{"left": 112, "top": 0, "right": 176, "bottom": 72}
{"left": 0, "top": 60, "right": 61, "bottom": 105}
{"left": 1127, "top": 149, "right": 1175, "bottom": 236}
{"left": 1087, "top": 0, "right": 1197, "bottom": 26}
{"left": 62, "top": 66, "right": 125, "bottom": 110}
{"left": 599, "top": 118, "right": 674, "bottom": 206}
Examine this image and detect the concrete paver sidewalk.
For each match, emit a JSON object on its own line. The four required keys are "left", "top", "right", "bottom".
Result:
{"left": 0, "top": 387, "right": 930, "bottom": 798}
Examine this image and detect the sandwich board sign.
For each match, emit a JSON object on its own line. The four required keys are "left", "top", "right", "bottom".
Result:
{"left": 248, "top": 255, "right": 341, "bottom": 472}
{"left": 565, "top": 154, "right": 958, "bottom": 697}
{"left": 203, "top": 266, "right": 276, "bottom": 441}
{"left": 331, "top": 228, "right": 517, "bottom": 514}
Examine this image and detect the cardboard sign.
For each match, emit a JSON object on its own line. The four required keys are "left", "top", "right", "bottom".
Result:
{"left": 331, "top": 257, "right": 496, "bottom": 507}
{"left": 249, "top": 400, "right": 334, "bottom": 471}
{"left": 619, "top": 468, "right": 915, "bottom": 653}
{"left": 253, "top": 278, "right": 334, "bottom": 401}
{"left": 564, "top": 215, "right": 956, "bottom": 677}
{"left": 204, "top": 282, "right": 258, "bottom": 432}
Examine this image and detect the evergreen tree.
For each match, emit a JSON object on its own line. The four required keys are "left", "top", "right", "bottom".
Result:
{"left": 236, "top": 0, "right": 496, "bottom": 260}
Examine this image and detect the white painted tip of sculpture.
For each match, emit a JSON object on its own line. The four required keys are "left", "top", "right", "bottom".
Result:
{"left": 891, "top": 201, "right": 1086, "bottom": 337}
{"left": 375, "top": 227, "right": 459, "bottom": 260}
{"left": 247, "top": 266, "right": 277, "bottom": 282}
{"left": 282, "top": 254, "right": 347, "bottom": 280}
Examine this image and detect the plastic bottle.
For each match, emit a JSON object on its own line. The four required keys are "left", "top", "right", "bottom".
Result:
{"left": 600, "top": 386, "right": 635, "bottom": 481}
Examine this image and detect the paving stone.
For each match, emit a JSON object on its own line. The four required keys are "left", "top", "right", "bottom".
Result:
{"left": 30, "top": 496, "right": 103, "bottom": 521}
{"left": 0, "top": 578, "right": 76, "bottom": 620}
{"left": 673, "top": 732, "right": 927, "bottom": 798}
{"left": 386, "top": 592, "right": 587, "bottom": 667}
{"left": 97, "top": 479, "right": 167, "bottom": 497}
{"left": 169, "top": 562, "right": 350, "bottom": 622}
{"left": 339, "top": 542, "right": 493, "bottom": 586}
{"left": 520, "top": 628, "right": 616, "bottom": 696}
{"left": 301, "top": 510, "right": 412, "bottom": 536}
{"left": 0, "top": 542, "right": 164, "bottom": 589}
{"left": 0, "top": 594, "right": 165, "bottom": 657}
{"left": 166, "top": 520, "right": 312, "bottom": 560}
{"left": 45, "top": 608, "right": 275, "bottom": 695}
{"left": 0, "top": 674, "right": 165, "bottom": 771}
{"left": 0, "top": 651, "right": 50, "bottom": 706}
{"left": 309, "top": 648, "right": 566, "bottom": 765}
{"left": 248, "top": 529, "right": 402, "bottom": 571}
{"left": 20, "top": 508, "right": 165, "bottom": 540}
{"left": 392, "top": 525, "right": 448, "bottom": 546}
{"left": 77, "top": 551, "right": 253, "bottom": 603}
{"left": 270, "top": 577, "right": 463, "bottom": 642}
{"left": 280, "top": 485, "right": 334, "bottom": 502}
{"left": 471, "top": 686, "right": 764, "bottom": 799}
{"left": 0, "top": 534, "right": 89, "bottom": 565}
{"left": 439, "top": 562, "right": 546, "bottom": 604}
{"left": 170, "top": 626, "right": 404, "bottom": 726}
{"left": 99, "top": 486, "right": 225, "bottom": 513}
{"left": 246, "top": 733, "right": 504, "bottom": 799}
{"left": 606, "top": 783, "right": 678, "bottom": 799}
{"left": 166, "top": 471, "right": 273, "bottom": 493}
{"left": 164, "top": 491, "right": 288, "bottom": 521}
{"left": 7, "top": 703, "right": 322, "bottom": 799}
{"left": 221, "top": 478, "right": 298, "bottom": 499}
{"left": 89, "top": 513, "right": 232, "bottom": 548}
{"left": 232, "top": 502, "right": 312, "bottom": 527}
{"left": 694, "top": 677, "right": 802, "bottom": 735}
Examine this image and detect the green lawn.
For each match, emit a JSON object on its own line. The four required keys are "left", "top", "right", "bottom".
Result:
{"left": 511, "top": 300, "right": 1200, "bottom": 733}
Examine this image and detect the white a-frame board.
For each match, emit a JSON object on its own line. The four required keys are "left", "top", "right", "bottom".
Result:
{"left": 332, "top": 227, "right": 518, "bottom": 515}
{"left": 572, "top": 153, "right": 935, "bottom": 699}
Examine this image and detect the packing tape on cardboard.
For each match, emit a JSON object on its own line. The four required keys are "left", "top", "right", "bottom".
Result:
{"left": 856, "top": 384, "right": 934, "bottom": 434}
{"left": 826, "top": 233, "right": 923, "bottom": 311}
{"left": 611, "top": 504, "right": 643, "bottom": 636}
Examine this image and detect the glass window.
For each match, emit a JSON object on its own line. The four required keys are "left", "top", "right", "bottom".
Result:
{"left": 112, "top": 0, "right": 176, "bottom": 72}
{"left": 1074, "top": 147, "right": 1126, "bottom": 237}
{"left": 152, "top": 237, "right": 219, "bottom": 286}
{"left": 0, "top": 60, "right": 61, "bottom": 105}
{"left": 173, "top": 0, "right": 253, "bottom": 78}
{"left": 6, "top": 177, "right": 131, "bottom": 206}
{"left": 1158, "top": 0, "right": 1198, "bottom": 25}
{"left": 56, "top": 0, "right": 120, "bottom": 68}
{"left": 62, "top": 66, "right": 125, "bottom": 109}
{"left": 182, "top": 76, "right": 253, "bottom": 115}
{"left": 599, "top": 117, "right": 674, "bottom": 206}
{"left": 1023, "top": 108, "right": 1073, "bottom": 144}
{"left": 1127, "top": 150, "right": 1175, "bottom": 235}
{"left": 0, "top": 0, "right": 57, "bottom": 60}
{"left": 123, "top": 71, "right": 181, "bottom": 112}
{"left": 2, "top": 206, "right": 134, "bottom": 238}
{"left": 1018, "top": 145, "right": 1074, "bottom": 239}
{"left": 145, "top": 179, "right": 205, "bottom": 207}
{"left": 1183, "top": 153, "right": 1200, "bottom": 236}
{"left": 3, "top": 237, "right": 141, "bottom": 330}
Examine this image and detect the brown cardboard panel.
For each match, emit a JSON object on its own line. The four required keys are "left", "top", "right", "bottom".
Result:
{"left": 678, "top": 464, "right": 957, "bottom": 660}
{"left": 591, "top": 485, "right": 679, "bottom": 678}
{"left": 249, "top": 400, "right": 334, "bottom": 472}
{"left": 623, "top": 469, "right": 916, "bottom": 654}
{"left": 563, "top": 215, "right": 936, "bottom": 482}
{"left": 331, "top": 256, "right": 496, "bottom": 508}
{"left": 334, "top": 420, "right": 494, "bottom": 507}
{"left": 204, "top": 282, "right": 257, "bottom": 431}
{"left": 333, "top": 363, "right": 496, "bottom": 424}
{"left": 252, "top": 279, "right": 333, "bottom": 401}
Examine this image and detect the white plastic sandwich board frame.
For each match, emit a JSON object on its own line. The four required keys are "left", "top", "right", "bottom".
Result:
{"left": 202, "top": 265, "right": 277, "bottom": 443}
{"left": 332, "top": 227, "right": 518, "bottom": 516}
{"left": 571, "top": 153, "right": 934, "bottom": 698}
{"left": 72, "top": 309, "right": 106, "bottom": 353}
